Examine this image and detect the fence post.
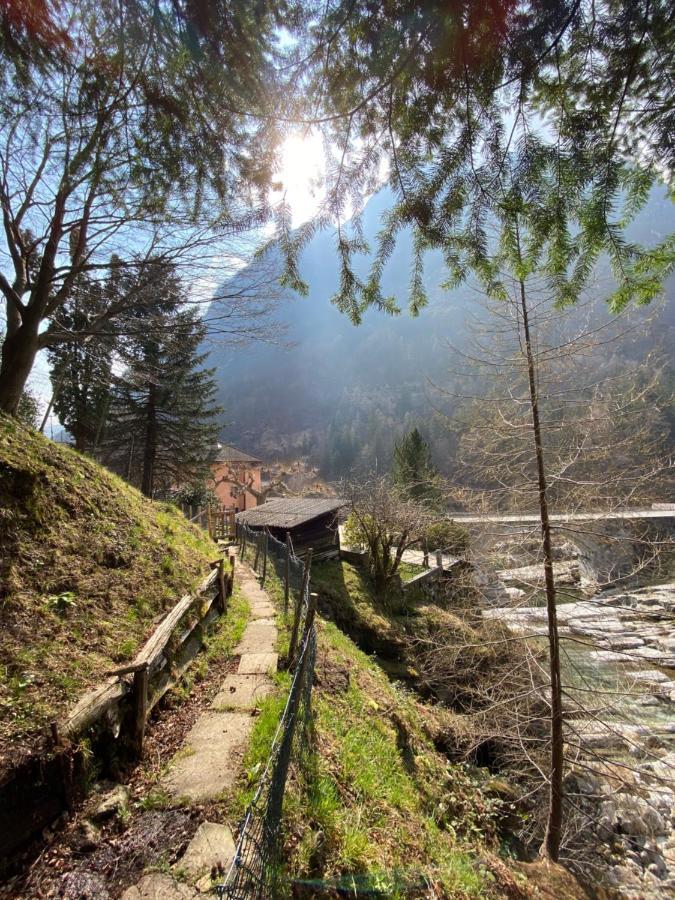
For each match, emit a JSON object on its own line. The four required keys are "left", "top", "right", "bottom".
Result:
{"left": 423, "top": 538, "right": 429, "bottom": 568}
{"left": 50, "top": 722, "right": 75, "bottom": 813}
{"left": 242, "top": 526, "right": 247, "bottom": 560}
{"left": 289, "top": 548, "right": 312, "bottom": 668}
{"left": 284, "top": 532, "right": 291, "bottom": 615}
{"left": 228, "top": 553, "right": 235, "bottom": 596}
{"left": 261, "top": 529, "right": 268, "bottom": 584}
{"left": 436, "top": 549, "right": 443, "bottom": 569}
{"left": 253, "top": 530, "right": 261, "bottom": 571}
{"left": 216, "top": 558, "right": 226, "bottom": 613}
{"left": 189, "top": 504, "right": 193, "bottom": 521}
{"left": 132, "top": 664, "right": 149, "bottom": 758}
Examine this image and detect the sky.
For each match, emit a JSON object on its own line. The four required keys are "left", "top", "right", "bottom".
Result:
{"left": 1, "top": 130, "right": 331, "bottom": 435}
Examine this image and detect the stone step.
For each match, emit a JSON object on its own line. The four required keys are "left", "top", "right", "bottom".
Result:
{"left": 178, "top": 821, "right": 235, "bottom": 887}
{"left": 212, "top": 674, "right": 273, "bottom": 710}
{"left": 163, "top": 712, "right": 253, "bottom": 802}
{"left": 235, "top": 619, "right": 277, "bottom": 655}
{"left": 249, "top": 603, "right": 275, "bottom": 620}
{"left": 238, "top": 652, "right": 278, "bottom": 675}
{"left": 211, "top": 674, "right": 272, "bottom": 710}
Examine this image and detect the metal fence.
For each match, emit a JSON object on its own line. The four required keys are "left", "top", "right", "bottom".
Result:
{"left": 218, "top": 524, "right": 317, "bottom": 899}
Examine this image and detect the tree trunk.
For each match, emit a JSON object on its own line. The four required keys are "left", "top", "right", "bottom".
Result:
{"left": 140, "top": 382, "right": 157, "bottom": 497}
{"left": 0, "top": 322, "right": 40, "bottom": 415}
{"left": 518, "top": 277, "right": 564, "bottom": 862}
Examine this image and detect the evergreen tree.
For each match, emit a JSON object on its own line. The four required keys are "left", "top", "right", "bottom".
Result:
{"left": 392, "top": 427, "right": 440, "bottom": 503}
{"left": 16, "top": 388, "right": 39, "bottom": 429}
{"left": 104, "top": 262, "right": 221, "bottom": 498}
{"left": 46, "top": 276, "right": 115, "bottom": 453}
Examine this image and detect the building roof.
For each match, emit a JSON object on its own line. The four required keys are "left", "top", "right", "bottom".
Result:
{"left": 236, "top": 498, "right": 346, "bottom": 529}
{"left": 214, "top": 443, "right": 262, "bottom": 464}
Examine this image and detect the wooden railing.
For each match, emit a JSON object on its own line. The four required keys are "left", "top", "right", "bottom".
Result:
{"left": 56, "top": 555, "right": 235, "bottom": 757}
{"left": 181, "top": 503, "right": 237, "bottom": 542}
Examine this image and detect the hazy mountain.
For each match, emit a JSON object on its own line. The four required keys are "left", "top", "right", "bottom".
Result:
{"left": 207, "top": 189, "right": 675, "bottom": 476}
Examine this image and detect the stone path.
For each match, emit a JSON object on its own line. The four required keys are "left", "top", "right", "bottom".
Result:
{"left": 121, "top": 556, "right": 278, "bottom": 899}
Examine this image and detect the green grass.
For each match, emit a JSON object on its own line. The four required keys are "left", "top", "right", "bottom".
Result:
{"left": 277, "top": 619, "right": 503, "bottom": 897}
{"left": 204, "top": 585, "right": 250, "bottom": 662}
{"left": 0, "top": 414, "right": 219, "bottom": 761}
{"left": 167, "top": 585, "right": 250, "bottom": 704}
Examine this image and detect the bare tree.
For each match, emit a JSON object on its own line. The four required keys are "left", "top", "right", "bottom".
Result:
{"left": 0, "top": 0, "right": 284, "bottom": 414}
{"left": 343, "top": 475, "right": 430, "bottom": 601}
{"left": 434, "top": 259, "right": 673, "bottom": 870}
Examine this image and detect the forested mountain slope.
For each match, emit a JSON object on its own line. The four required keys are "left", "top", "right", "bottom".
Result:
{"left": 209, "top": 189, "right": 675, "bottom": 476}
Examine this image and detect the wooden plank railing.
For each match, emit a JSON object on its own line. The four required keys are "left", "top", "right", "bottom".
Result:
{"left": 59, "top": 559, "right": 233, "bottom": 753}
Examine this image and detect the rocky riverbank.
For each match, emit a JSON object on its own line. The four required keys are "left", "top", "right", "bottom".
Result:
{"left": 484, "top": 582, "right": 675, "bottom": 670}
{"left": 484, "top": 578, "right": 675, "bottom": 897}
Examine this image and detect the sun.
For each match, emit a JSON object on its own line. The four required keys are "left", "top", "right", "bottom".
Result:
{"left": 276, "top": 131, "right": 326, "bottom": 225}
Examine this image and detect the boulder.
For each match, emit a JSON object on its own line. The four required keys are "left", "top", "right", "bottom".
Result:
{"left": 91, "top": 785, "right": 129, "bottom": 822}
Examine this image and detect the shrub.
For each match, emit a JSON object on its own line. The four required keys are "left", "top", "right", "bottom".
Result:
{"left": 423, "top": 519, "right": 469, "bottom": 555}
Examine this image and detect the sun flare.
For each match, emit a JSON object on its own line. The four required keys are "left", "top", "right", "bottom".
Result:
{"left": 276, "top": 132, "right": 326, "bottom": 225}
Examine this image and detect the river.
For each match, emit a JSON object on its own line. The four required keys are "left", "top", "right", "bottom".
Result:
{"left": 484, "top": 579, "right": 675, "bottom": 897}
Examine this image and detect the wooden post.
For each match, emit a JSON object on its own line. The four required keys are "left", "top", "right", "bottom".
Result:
{"left": 228, "top": 553, "right": 235, "bottom": 596}
{"left": 132, "top": 664, "right": 149, "bottom": 758}
{"left": 253, "top": 530, "right": 261, "bottom": 571}
{"left": 284, "top": 532, "right": 291, "bottom": 614}
{"left": 50, "top": 722, "right": 74, "bottom": 813}
{"left": 423, "top": 538, "right": 429, "bottom": 568}
{"left": 242, "top": 526, "right": 247, "bottom": 560}
{"left": 436, "top": 549, "right": 443, "bottom": 570}
{"left": 289, "top": 548, "right": 312, "bottom": 667}
{"left": 189, "top": 504, "right": 193, "bottom": 521}
{"left": 261, "top": 530, "right": 268, "bottom": 584}
{"left": 207, "top": 505, "right": 213, "bottom": 539}
{"left": 216, "top": 558, "right": 226, "bottom": 612}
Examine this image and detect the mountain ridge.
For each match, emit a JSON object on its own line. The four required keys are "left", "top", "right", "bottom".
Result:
{"left": 207, "top": 188, "right": 675, "bottom": 475}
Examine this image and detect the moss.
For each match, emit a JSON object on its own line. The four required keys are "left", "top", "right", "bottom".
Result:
{"left": 0, "top": 414, "right": 217, "bottom": 765}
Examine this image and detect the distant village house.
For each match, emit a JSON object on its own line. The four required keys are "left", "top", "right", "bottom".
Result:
{"left": 211, "top": 444, "right": 263, "bottom": 511}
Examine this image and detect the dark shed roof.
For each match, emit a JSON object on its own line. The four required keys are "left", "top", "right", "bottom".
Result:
{"left": 236, "top": 498, "right": 346, "bottom": 529}
{"left": 215, "top": 443, "right": 262, "bottom": 464}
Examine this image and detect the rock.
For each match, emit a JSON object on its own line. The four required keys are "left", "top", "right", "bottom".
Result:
{"left": 611, "top": 794, "right": 667, "bottom": 838}
{"left": 178, "top": 821, "right": 235, "bottom": 879}
{"left": 60, "top": 871, "right": 110, "bottom": 898}
{"left": 121, "top": 874, "right": 197, "bottom": 899}
{"left": 69, "top": 819, "right": 101, "bottom": 852}
{"left": 92, "top": 785, "right": 129, "bottom": 822}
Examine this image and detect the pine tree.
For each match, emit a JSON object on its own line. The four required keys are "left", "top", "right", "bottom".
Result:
{"left": 46, "top": 276, "right": 115, "bottom": 453}
{"left": 103, "top": 262, "right": 221, "bottom": 498}
{"left": 392, "top": 427, "right": 440, "bottom": 503}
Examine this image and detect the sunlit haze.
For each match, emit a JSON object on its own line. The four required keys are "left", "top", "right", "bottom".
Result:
{"left": 275, "top": 131, "right": 326, "bottom": 226}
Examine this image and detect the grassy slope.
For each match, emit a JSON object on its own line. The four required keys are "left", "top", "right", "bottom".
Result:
{"left": 0, "top": 415, "right": 216, "bottom": 769}
{"left": 232, "top": 568, "right": 515, "bottom": 898}
{"left": 235, "top": 563, "right": 588, "bottom": 899}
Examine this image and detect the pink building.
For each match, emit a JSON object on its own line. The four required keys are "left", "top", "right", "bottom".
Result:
{"left": 210, "top": 444, "right": 263, "bottom": 512}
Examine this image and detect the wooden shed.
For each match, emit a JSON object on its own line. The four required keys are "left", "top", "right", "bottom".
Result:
{"left": 236, "top": 498, "right": 346, "bottom": 560}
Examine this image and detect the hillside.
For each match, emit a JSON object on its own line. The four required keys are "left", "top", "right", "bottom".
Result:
{"left": 209, "top": 188, "right": 675, "bottom": 475}
{"left": 237, "top": 562, "right": 588, "bottom": 899}
{"left": 0, "top": 415, "right": 215, "bottom": 772}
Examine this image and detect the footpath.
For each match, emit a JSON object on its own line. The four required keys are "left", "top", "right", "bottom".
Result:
{"left": 122, "top": 556, "right": 278, "bottom": 899}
